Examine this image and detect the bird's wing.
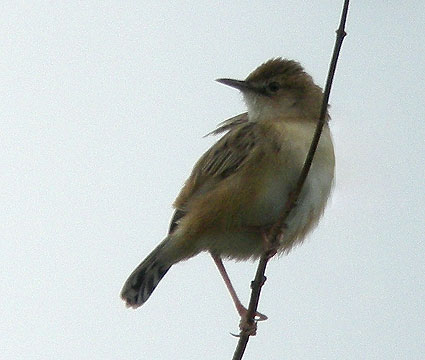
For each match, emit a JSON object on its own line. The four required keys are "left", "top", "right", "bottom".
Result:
{"left": 204, "top": 112, "right": 249, "bottom": 136}
{"left": 170, "top": 113, "right": 261, "bottom": 227}
{"left": 197, "top": 120, "right": 257, "bottom": 177}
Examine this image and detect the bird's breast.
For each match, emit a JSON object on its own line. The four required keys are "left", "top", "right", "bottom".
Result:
{"left": 245, "top": 120, "right": 335, "bottom": 249}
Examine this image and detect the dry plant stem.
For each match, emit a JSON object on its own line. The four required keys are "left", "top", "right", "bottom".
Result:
{"left": 231, "top": 1, "right": 350, "bottom": 359}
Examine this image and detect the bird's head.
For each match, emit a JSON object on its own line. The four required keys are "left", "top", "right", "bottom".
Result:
{"left": 217, "top": 58, "right": 324, "bottom": 122}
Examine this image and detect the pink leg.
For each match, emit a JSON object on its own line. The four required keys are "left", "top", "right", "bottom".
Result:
{"left": 211, "top": 253, "right": 268, "bottom": 322}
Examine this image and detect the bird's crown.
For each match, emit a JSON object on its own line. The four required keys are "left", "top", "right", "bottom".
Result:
{"left": 246, "top": 58, "right": 305, "bottom": 83}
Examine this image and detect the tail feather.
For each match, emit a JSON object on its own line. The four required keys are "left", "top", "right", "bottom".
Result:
{"left": 121, "top": 241, "right": 172, "bottom": 308}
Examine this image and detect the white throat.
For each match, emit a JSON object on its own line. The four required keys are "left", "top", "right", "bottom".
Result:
{"left": 243, "top": 92, "right": 301, "bottom": 122}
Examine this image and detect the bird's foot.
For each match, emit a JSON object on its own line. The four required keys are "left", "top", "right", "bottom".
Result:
{"left": 232, "top": 305, "right": 268, "bottom": 336}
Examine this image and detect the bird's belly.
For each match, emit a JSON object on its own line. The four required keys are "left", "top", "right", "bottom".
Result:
{"left": 243, "top": 155, "right": 334, "bottom": 252}
{"left": 246, "top": 169, "right": 296, "bottom": 226}
{"left": 201, "top": 164, "right": 333, "bottom": 260}
{"left": 282, "top": 163, "right": 334, "bottom": 249}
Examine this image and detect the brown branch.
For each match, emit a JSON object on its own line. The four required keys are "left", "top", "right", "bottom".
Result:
{"left": 231, "top": 1, "right": 350, "bottom": 359}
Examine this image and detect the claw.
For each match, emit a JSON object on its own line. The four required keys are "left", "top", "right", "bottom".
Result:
{"left": 254, "top": 311, "right": 268, "bottom": 321}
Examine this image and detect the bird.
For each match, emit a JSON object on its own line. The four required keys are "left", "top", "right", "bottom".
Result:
{"left": 120, "top": 58, "right": 335, "bottom": 322}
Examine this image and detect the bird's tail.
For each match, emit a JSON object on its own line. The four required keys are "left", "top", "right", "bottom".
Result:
{"left": 121, "top": 238, "right": 173, "bottom": 309}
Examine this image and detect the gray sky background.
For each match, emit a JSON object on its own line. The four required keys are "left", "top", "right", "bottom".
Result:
{"left": 1, "top": 2, "right": 424, "bottom": 359}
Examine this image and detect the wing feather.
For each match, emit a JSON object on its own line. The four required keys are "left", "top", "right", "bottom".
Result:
{"left": 199, "top": 120, "right": 256, "bottom": 178}
{"left": 173, "top": 112, "right": 261, "bottom": 214}
{"left": 204, "top": 112, "right": 249, "bottom": 137}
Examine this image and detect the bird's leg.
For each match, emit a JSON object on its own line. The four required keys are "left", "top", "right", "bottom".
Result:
{"left": 211, "top": 253, "right": 268, "bottom": 324}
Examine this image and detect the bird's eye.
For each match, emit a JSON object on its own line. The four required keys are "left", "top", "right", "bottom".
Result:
{"left": 267, "top": 82, "right": 280, "bottom": 93}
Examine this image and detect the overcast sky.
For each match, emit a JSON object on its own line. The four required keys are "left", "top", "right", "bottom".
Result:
{"left": 1, "top": 2, "right": 424, "bottom": 359}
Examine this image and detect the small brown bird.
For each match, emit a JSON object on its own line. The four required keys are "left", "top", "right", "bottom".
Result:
{"left": 121, "top": 58, "right": 335, "bottom": 320}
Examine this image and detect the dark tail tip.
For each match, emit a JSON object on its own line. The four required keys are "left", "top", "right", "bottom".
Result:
{"left": 121, "top": 262, "right": 171, "bottom": 308}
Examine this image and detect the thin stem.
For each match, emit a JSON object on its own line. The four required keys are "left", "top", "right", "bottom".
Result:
{"left": 232, "top": 1, "right": 350, "bottom": 359}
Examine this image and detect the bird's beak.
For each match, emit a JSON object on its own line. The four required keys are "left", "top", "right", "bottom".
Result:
{"left": 215, "top": 78, "right": 254, "bottom": 92}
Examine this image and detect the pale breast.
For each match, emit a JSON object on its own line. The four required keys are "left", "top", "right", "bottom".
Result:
{"left": 246, "top": 120, "right": 335, "bottom": 251}
{"left": 279, "top": 121, "right": 335, "bottom": 250}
